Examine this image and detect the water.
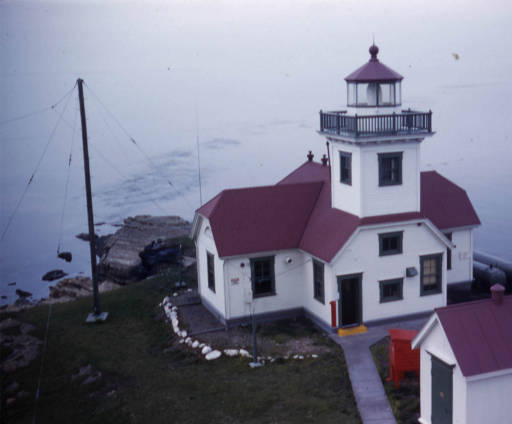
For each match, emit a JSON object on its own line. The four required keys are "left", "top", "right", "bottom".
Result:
{"left": 1, "top": 0, "right": 512, "bottom": 305}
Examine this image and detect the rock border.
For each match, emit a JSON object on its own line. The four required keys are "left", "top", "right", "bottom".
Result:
{"left": 160, "top": 296, "right": 319, "bottom": 364}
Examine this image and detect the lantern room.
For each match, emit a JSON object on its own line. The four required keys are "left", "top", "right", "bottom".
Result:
{"left": 345, "top": 44, "right": 403, "bottom": 109}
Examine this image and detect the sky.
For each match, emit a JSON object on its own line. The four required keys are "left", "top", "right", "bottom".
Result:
{"left": 1, "top": 0, "right": 512, "bottom": 302}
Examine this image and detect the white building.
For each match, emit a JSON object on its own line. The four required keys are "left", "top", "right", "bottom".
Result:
{"left": 412, "top": 284, "right": 512, "bottom": 424}
{"left": 191, "top": 45, "right": 480, "bottom": 332}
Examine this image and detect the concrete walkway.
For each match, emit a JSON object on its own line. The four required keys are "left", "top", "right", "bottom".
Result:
{"left": 330, "top": 317, "right": 428, "bottom": 424}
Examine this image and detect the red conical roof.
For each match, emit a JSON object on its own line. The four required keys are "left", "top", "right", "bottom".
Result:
{"left": 345, "top": 44, "right": 403, "bottom": 83}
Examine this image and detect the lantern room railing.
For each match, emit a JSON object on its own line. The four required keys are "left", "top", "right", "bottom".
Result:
{"left": 319, "top": 109, "right": 432, "bottom": 138}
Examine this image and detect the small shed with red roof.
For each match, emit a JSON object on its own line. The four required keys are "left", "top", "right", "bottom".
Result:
{"left": 412, "top": 285, "right": 512, "bottom": 424}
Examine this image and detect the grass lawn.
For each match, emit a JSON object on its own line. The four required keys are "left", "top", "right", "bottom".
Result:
{"left": 370, "top": 337, "right": 420, "bottom": 424}
{"left": 2, "top": 270, "right": 361, "bottom": 424}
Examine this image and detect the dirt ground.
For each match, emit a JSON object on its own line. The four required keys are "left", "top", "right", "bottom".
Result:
{"left": 176, "top": 302, "right": 333, "bottom": 357}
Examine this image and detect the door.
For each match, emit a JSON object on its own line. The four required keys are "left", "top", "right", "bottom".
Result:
{"left": 337, "top": 274, "right": 362, "bottom": 327}
{"left": 431, "top": 355, "right": 453, "bottom": 424}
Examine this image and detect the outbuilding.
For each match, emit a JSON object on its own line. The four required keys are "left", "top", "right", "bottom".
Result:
{"left": 412, "top": 284, "right": 512, "bottom": 424}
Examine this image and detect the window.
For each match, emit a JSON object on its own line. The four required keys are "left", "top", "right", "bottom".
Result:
{"left": 339, "top": 151, "right": 352, "bottom": 185}
{"left": 420, "top": 254, "right": 442, "bottom": 296}
{"left": 378, "top": 152, "right": 403, "bottom": 186}
{"left": 379, "top": 231, "right": 403, "bottom": 256}
{"left": 251, "top": 257, "right": 275, "bottom": 298}
{"left": 313, "top": 260, "right": 325, "bottom": 303}
{"left": 379, "top": 278, "right": 403, "bottom": 303}
{"left": 444, "top": 232, "right": 452, "bottom": 270}
{"left": 207, "top": 252, "right": 215, "bottom": 292}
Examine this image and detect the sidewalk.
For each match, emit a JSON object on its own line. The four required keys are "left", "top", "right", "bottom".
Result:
{"left": 330, "top": 317, "right": 427, "bottom": 424}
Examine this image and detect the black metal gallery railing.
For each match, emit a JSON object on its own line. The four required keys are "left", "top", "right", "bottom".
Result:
{"left": 319, "top": 109, "right": 432, "bottom": 138}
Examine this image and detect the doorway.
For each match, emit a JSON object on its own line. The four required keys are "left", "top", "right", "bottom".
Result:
{"left": 431, "top": 355, "right": 453, "bottom": 424}
{"left": 337, "top": 274, "right": 362, "bottom": 327}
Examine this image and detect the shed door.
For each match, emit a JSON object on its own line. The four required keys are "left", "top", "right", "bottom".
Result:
{"left": 431, "top": 356, "right": 453, "bottom": 424}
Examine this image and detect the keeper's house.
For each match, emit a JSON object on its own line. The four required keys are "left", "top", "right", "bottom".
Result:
{"left": 190, "top": 45, "right": 480, "bottom": 332}
{"left": 412, "top": 284, "right": 512, "bottom": 424}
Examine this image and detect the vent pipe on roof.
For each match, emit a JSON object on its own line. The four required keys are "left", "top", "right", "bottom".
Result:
{"left": 491, "top": 283, "right": 505, "bottom": 305}
{"left": 307, "top": 151, "right": 314, "bottom": 162}
{"left": 321, "top": 154, "right": 328, "bottom": 166}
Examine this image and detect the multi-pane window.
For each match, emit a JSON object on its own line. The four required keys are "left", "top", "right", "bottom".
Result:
{"left": 444, "top": 233, "right": 452, "bottom": 270}
{"left": 251, "top": 257, "right": 275, "bottom": 298}
{"left": 378, "top": 152, "right": 403, "bottom": 186}
{"left": 313, "top": 260, "right": 325, "bottom": 303}
{"left": 207, "top": 252, "right": 215, "bottom": 292}
{"left": 379, "top": 231, "right": 403, "bottom": 256}
{"left": 339, "top": 151, "right": 352, "bottom": 185}
{"left": 420, "top": 254, "right": 442, "bottom": 295}
{"left": 379, "top": 278, "right": 403, "bottom": 303}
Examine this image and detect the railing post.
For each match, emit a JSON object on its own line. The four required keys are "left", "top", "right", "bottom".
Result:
{"left": 354, "top": 114, "right": 358, "bottom": 137}
{"left": 393, "top": 112, "right": 396, "bottom": 133}
{"left": 428, "top": 110, "right": 432, "bottom": 133}
{"left": 319, "top": 110, "right": 323, "bottom": 132}
{"left": 337, "top": 114, "right": 340, "bottom": 134}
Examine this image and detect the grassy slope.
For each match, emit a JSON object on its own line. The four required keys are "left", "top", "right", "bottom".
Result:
{"left": 4, "top": 271, "right": 360, "bottom": 424}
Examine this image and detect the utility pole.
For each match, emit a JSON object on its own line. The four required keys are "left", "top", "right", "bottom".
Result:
{"left": 78, "top": 78, "right": 108, "bottom": 323}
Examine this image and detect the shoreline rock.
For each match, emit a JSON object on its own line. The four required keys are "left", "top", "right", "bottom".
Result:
{"left": 97, "top": 215, "right": 191, "bottom": 284}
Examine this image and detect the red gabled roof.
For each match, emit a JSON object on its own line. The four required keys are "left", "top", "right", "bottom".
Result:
{"left": 202, "top": 182, "right": 323, "bottom": 258}
{"left": 436, "top": 296, "right": 512, "bottom": 377}
{"left": 196, "top": 161, "right": 479, "bottom": 262}
{"left": 421, "top": 171, "right": 481, "bottom": 230}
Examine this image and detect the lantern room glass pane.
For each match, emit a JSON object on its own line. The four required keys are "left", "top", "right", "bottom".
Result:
{"left": 347, "top": 82, "right": 357, "bottom": 106}
{"left": 356, "top": 83, "right": 369, "bottom": 106}
{"left": 378, "top": 83, "right": 394, "bottom": 106}
{"left": 396, "top": 81, "right": 401, "bottom": 106}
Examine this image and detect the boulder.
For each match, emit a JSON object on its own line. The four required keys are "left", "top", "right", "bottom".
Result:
{"left": 49, "top": 276, "right": 92, "bottom": 299}
{"left": 58, "top": 251, "right": 72, "bottom": 262}
{"left": 15, "top": 289, "right": 32, "bottom": 298}
{"left": 97, "top": 215, "right": 190, "bottom": 284}
{"left": 42, "top": 269, "right": 67, "bottom": 281}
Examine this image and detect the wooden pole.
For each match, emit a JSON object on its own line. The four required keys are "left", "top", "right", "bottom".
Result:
{"left": 77, "top": 78, "right": 104, "bottom": 321}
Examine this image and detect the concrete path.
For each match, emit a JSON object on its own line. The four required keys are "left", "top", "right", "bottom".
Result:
{"left": 330, "top": 317, "right": 427, "bottom": 424}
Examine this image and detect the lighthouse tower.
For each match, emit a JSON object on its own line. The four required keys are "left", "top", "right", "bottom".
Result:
{"left": 319, "top": 45, "right": 433, "bottom": 217}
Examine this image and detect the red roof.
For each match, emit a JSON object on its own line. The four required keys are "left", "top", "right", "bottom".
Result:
{"left": 345, "top": 45, "right": 403, "bottom": 82}
{"left": 197, "top": 182, "right": 323, "bottom": 257}
{"left": 436, "top": 296, "right": 512, "bottom": 377}
{"left": 421, "top": 171, "right": 481, "bottom": 229}
{"left": 196, "top": 161, "right": 480, "bottom": 261}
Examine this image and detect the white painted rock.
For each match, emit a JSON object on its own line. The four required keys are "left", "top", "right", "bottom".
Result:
{"left": 298, "top": 355, "right": 304, "bottom": 360}
{"left": 223, "top": 349, "right": 239, "bottom": 357}
{"left": 311, "top": 354, "right": 318, "bottom": 359}
{"left": 199, "top": 343, "right": 205, "bottom": 348}
{"left": 192, "top": 340, "right": 199, "bottom": 348}
{"left": 205, "top": 350, "right": 222, "bottom": 361}
{"left": 185, "top": 337, "right": 192, "bottom": 344}
{"left": 173, "top": 292, "right": 178, "bottom": 297}
{"left": 201, "top": 346, "right": 212, "bottom": 355}
{"left": 239, "top": 349, "right": 251, "bottom": 358}
{"left": 180, "top": 330, "right": 187, "bottom": 338}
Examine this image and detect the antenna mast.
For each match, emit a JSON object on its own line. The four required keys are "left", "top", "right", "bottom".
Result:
{"left": 77, "top": 78, "right": 108, "bottom": 323}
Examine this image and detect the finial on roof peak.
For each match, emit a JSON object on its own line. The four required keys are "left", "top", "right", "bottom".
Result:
{"left": 369, "top": 44, "right": 379, "bottom": 61}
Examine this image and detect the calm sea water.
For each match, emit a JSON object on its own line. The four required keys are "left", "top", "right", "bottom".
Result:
{"left": 1, "top": 0, "right": 512, "bottom": 305}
